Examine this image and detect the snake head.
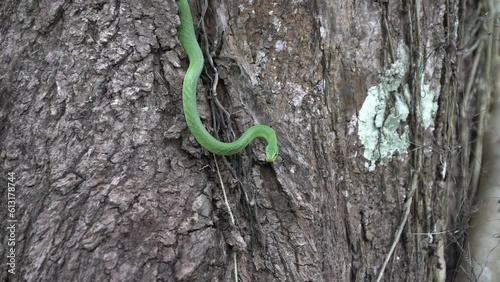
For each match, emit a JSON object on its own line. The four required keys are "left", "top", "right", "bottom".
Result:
{"left": 265, "top": 144, "right": 279, "bottom": 162}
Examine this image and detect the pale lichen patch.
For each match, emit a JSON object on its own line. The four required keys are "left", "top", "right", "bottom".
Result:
{"left": 358, "top": 43, "right": 410, "bottom": 171}
{"left": 358, "top": 43, "right": 438, "bottom": 171}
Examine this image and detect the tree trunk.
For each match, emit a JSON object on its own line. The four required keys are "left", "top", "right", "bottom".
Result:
{"left": 0, "top": 0, "right": 495, "bottom": 281}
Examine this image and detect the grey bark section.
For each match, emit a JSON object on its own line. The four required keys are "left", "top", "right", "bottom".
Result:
{"left": 0, "top": 0, "right": 486, "bottom": 281}
{"left": 0, "top": 0, "right": 200, "bottom": 281}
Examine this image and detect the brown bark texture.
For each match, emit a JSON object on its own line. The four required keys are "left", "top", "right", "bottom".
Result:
{"left": 0, "top": 0, "right": 495, "bottom": 281}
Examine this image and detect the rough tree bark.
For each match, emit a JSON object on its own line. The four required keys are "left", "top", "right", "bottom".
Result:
{"left": 0, "top": 0, "right": 495, "bottom": 281}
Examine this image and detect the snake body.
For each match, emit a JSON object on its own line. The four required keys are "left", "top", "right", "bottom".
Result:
{"left": 177, "top": 0, "right": 278, "bottom": 162}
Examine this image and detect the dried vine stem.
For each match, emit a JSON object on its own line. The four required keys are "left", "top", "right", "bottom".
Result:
{"left": 214, "top": 155, "right": 238, "bottom": 282}
{"left": 376, "top": 174, "right": 418, "bottom": 282}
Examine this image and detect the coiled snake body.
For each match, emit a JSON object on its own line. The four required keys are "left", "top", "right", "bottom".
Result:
{"left": 177, "top": 0, "right": 279, "bottom": 162}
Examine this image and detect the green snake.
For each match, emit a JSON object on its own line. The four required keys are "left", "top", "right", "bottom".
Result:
{"left": 177, "top": 0, "right": 278, "bottom": 162}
